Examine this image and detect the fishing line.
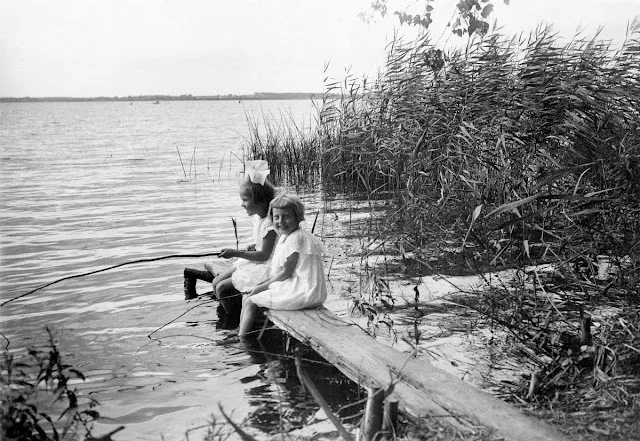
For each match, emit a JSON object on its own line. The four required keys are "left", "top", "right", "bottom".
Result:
{"left": 1, "top": 252, "right": 221, "bottom": 307}
{"left": 146, "top": 297, "right": 218, "bottom": 340}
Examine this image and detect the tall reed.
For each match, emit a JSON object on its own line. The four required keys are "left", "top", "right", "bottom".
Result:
{"left": 316, "top": 22, "right": 640, "bottom": 278}
{"left": 241, "top": 20, "right": 640, "bottom": 427}
{"left": 241, "top": 107, "right": 322, "bottom": 188}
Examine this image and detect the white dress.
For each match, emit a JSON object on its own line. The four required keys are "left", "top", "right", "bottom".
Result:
{"left": 250, "top": 228, "right": 327, "bottom": 310}
{"left": 230, "top": 215, "right": 275, "bottom": 292}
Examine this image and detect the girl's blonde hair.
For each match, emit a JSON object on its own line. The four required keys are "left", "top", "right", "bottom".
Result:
{"left": 269, "top": 193, "right": 305, "bottom": 223}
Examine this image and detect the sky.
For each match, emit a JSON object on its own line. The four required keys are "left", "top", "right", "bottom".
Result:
{"left": 1, "top": 0, "right": 638, "bottom": 98}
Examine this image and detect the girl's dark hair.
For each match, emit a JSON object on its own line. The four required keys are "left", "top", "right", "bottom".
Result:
{"left": 240, "top": 179, "right": 276, "bottom": 208}
{"left": 269, "top": 193, "right": 305, "bottom": 223}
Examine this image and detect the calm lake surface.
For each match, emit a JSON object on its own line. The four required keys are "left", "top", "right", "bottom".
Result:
{"left": 0, "top": 100, "right": 360, "bottom": 440}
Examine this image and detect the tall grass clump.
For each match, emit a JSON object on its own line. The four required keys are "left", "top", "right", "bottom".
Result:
{"left": 315, "top": 19, "right": 640, "bottom": 436}
{"left": 241, "top": 108, "right": 323, "bottom": 188}
{"left": 320, "top": 22, "right": 640, "bottom": 271}
{"left": 240, "top": 17, "right": 640, "bottom": 434}
{"left": 241, "top": 18, "right": 640, "bottom": 436}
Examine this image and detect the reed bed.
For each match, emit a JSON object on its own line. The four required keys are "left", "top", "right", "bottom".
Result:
{"left": 243, "top": 19, "right": 640, "bottom": 439}
{"left": 241, "top": 108, "right": 323, "bottom": 189}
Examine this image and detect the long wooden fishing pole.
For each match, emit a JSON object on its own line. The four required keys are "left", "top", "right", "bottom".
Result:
{"left": 1, "top": 252, "right": 221, "bottom": 307}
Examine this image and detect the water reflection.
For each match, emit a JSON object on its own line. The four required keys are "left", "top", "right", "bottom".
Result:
{"left": 232, "top": 333, "right": 363, "bottom": 436}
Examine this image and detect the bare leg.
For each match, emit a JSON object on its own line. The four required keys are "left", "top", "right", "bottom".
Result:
{"left": 238, "top": 296, "right": 248, "bottom": 331}
{"left": 216, "top": 279, "right": 241, "bottom": 314}
{"left": 239, "top": 297, "right": 258, "bottom": 337}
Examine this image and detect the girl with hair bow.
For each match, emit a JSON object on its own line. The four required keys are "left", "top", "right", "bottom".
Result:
{"left": 187, "top": 160, "right": 278, "bottom": 327}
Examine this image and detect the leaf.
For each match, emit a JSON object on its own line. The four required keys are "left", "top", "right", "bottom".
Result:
{"left": 481, "top": 4, "right": 494, "bottom": 18}
{"left": 69, "top": 368, "right": 85, "bottom": 380}
{"left": 38, "top": 411, "right": 59, "bottom": 440}
{"left": 468, "top": 19, "right": 480, "bottom": 36}
{"left": 585, "top": 186, "right": 622, "bottom": 197}
{"left": 35, "top": 425, "right": 48, "bottom": 440}
{"left": 472, "top": 204, "right": 483, "bottom": 222}
{"left": 83, "top": 409, "right": 101, "bottom": 419}
{"left": 572, "top": 208, "right": 606, "bottom": 216}
{"left": 458, "top": 173, "right": 481, "bottom": 189}
{"left": 533, "top": 167, "right": 580, "bottom": 190}
{"left": 486, "top": 194, "right": 542, "bottom": 217}
{"left": 461, "top": 204, "right": 483, "bottom": 251}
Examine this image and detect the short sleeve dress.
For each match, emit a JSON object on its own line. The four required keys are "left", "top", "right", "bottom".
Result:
{"left": 230, "top": 215, "right": 276, "bottom": 292}
{"left": 250, "top": 228, "right": 327, "bottom": 310}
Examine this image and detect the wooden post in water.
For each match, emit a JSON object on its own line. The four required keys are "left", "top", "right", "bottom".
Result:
{"left": 363, "top": 387, "right": 384, "bottom": 441}
{"left": 382, "top": 400, "right": 398, "bottom": 439}
{"left": 294, "top": 352, "right": 353, "bottom": 441}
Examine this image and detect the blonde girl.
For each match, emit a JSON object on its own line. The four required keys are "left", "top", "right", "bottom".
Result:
{"left": 238, "top": 193, "right": 327, "bottom": 337}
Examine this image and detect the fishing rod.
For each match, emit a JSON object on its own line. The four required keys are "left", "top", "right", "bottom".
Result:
{"left": 1, "top": 252, "right": 222, "bottom": 307}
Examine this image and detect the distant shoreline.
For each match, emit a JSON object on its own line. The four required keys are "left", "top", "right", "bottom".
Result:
{"left": 0, "top": 92, "right": 326, "bottom": 103}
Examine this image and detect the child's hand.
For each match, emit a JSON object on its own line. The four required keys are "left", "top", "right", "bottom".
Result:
{"left": 249, "top": 284, "right": 266, "bottom": 297}
{"left": 219, "top": 248, "right": 238, "bottom": 259}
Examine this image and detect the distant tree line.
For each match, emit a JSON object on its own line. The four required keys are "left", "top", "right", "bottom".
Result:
{"left": 0, "top": 92, "right": 327, "bottom": 103}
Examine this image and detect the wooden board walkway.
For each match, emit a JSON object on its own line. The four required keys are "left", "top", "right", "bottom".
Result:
{"left": 265, "top": 306, "right": 569, "bottom": 441}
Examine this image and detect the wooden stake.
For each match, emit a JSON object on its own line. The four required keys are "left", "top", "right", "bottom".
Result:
{"left": 363, "top": 387, "right": 384, "bottom": 441}
{"left": 382, "top": 400, "right": 398, "bottom": 439}
{"left": 294, "top": 352, "right": 353, "bottom": 441}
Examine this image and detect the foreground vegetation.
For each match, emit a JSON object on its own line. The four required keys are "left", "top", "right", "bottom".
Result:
{"left": 1, "top": 329, "right": 103, "bottom": 441}
{"left": 244, "top": 20, "right": 640, "bottom": 440}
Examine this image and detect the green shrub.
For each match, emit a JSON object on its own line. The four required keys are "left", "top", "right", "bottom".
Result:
{"left": 1, "top": 328, "right": 100, "bottom": 441}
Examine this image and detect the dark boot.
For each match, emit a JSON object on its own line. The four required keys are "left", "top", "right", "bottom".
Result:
{"left": 184, "top": 276, "right": 197, "bottom": 300}
{"left": 184, "top": 268, "right": 214, "bottom": 283}
{"left": 183, "top": 268, "right": 215, "bottom": 299}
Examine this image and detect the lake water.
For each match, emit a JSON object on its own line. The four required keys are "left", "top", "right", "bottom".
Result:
{"left": 0, "top": 100, "right": 361, "bottom": 440}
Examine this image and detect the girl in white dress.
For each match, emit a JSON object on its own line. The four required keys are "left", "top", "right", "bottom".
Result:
{"left": 209, "top": 161, "right": 278, "bottom": 318}
{"left": 238, "top": 194, "right": 327, "bottom": 337}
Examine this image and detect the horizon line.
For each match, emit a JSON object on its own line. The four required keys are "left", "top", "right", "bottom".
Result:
{"left": 0, "top": 92, "right": 328, "bottom": 102}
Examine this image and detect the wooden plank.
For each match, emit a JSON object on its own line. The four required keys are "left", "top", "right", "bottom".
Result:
{"left": 265, "top": 307, "right": 569, "bottom": 441}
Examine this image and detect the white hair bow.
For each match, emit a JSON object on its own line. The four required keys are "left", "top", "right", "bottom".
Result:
{"left": 246, "top": 160, "right": 270, "bottom": 185}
